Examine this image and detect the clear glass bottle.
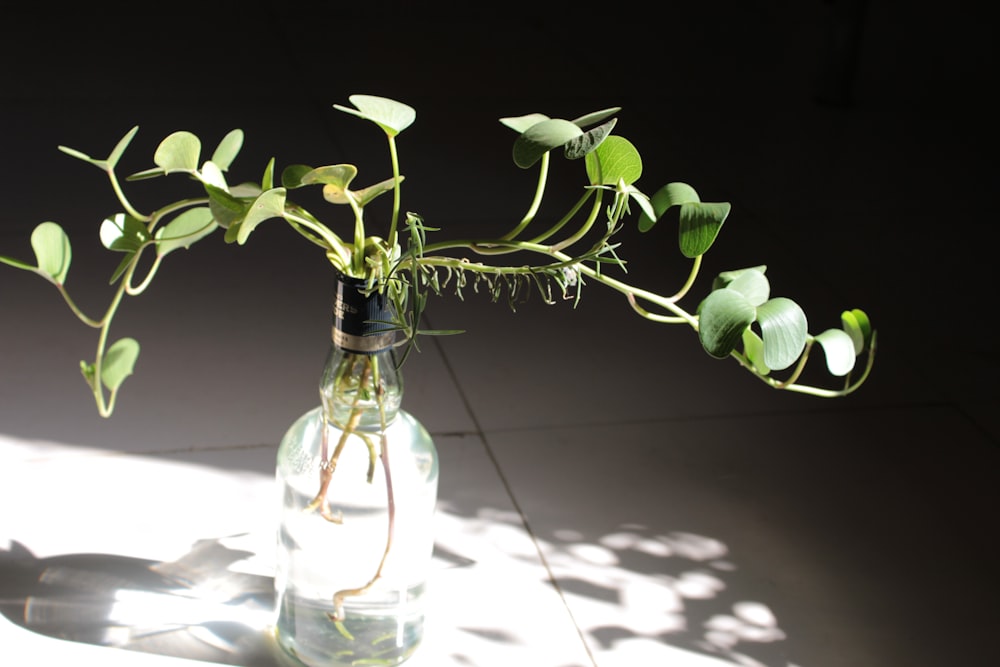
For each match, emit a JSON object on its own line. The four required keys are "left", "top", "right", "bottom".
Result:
{"left": 274, "top": 274, "right": 439, "bottom": 667}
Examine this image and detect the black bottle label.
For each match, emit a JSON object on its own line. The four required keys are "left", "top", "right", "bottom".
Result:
{"left": 332, "top": 274, "right": 396, "bottom": 353}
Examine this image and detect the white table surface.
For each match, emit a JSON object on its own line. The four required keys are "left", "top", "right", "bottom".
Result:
{"left": 1, "top": 432, "right": 737, "bottom": 667}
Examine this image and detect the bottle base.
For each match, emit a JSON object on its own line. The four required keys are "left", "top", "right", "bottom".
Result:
{"left": 274, "top": 599, "right": 423, "bottom": 667}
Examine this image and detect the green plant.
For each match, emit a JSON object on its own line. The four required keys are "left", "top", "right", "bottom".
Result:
{"left": 1, "top": 94, "right": 876, "bottom": 631}
{"left": 0, "top": 95, "right": 875, "bottom": 416}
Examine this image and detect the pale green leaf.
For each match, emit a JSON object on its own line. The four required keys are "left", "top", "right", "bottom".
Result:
{"left": 742, "top": 327, "right": 770, "bottom": 375}
{"left": 334, "top": 95, "right": 416, "bottom": 136}
{"left": 210, "top": 129, "right": 243, "bottom": 171}
{"left": 126, "top": 166, "right": 166, "bottom": 181}
{"left": 106, "top": 126, "right": 140, "bottom": 169}
{"left": 281, "top": 164, "right": 314, "bottom": 189}
{"left": 303, "top": 164, "right": 359, "bottom": 201}
{"left": 814, "top": 328, "right": 857, "bottom": 376}
{"left": 499, "top": 113, "right": 549, "bottom": 133}
{"left": 229, "top": 182, "right": 264, "bottom": 198}
{"left": 237, "top": 188, "right": 287, "bottom": 244}
{"left": 57, "top": 144, "right": 103, "bottom": 168}
{"left": 351, "top": 176, "right": 405, "bottom": 207}
{"left": 841, "top": 308, "right": 873, "bottom": 354}
{"left": 154, "top": 131, "right": 201, "bottom": 173}
{"left": 198, "top": 160, "right": 227, "bottom": 189}
{"left": 260, "top": 156, "right": 276, "bottom": 191}
{"left": 512, "top": 119, "right": 583, "bottom": 169}
{"left": 101, "top": 337, "right": 140, "bottom": 391}
{"left": 80, "top": 360, "right": 95, "bottom": 389}
{"left": 570, "top": 107, "right": 621, "bottom": 129}
{"left": 108, "top": 252, "right": 134, "bottom": 285}
{"left": 584, "top": 135, "right": 641, "bottom": 185}
{"left": 756, "top": 297, "right": 808, "bottom": 371}
{"left": 31, "top": 221, "right": 71, "bottom": 283}
{"left": 698, "top": 288, "right": 756, "bottom": 358}
{"left": 58, "top": 133, "right": 125, "bottom": 171}
{"left": 155, "top": 207, "right": 217, "bottom": 257}
{"left": 679, "top": 201, "right": 731, "bottom": 257}
{"left": 725, "top": 268, "right": 770, "bottom": 306}
{"left": 712, "top": 265, "right": 767, "bottom": 291}
{"left": 627, "top": 188, "right": 657, "bottom": 224}
{"left": 223, "top": 223, "right": 240, "bottom": 244}
{"left": 206, "top": 184, "right": 249, "bottom": 229}
{"left": 638, "top": 182, "right": 700, "bottom": 232}
{"left": 100, "top": 213, "right": 149, "bottom": 252}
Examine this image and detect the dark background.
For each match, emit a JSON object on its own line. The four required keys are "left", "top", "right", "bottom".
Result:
{"left": 1, "top": 3, "right": 997, "bottom": 667}
{"left": 1, "top": 0, "right": 994, "bottom": 444}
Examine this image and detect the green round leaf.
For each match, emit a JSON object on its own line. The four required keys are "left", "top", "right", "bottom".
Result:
{"left": 334, "top": 95, "right": 416, "bottom": 137}
{"left": 156, "top": 207, "right": 217, "bottom": 257}
{"left": 237, "top": 188, "right": 287, "bottom": 245}
{"left": 302, "top": 164, "right": 359, "bottom": 192}
{"left": 841, "top": 308, "right": 873, "bottom": 354}
{"left": 210, "top": 129, "right": 244, "bottom": 171}
{"left": 281, "top": 164, "right": 315, "bottom": 189}
{"left": 678, "top": 202, "right": 731, "bottom": 258}
{"left": 154, "top": 131, "right": 201, "bottom": 173}
{"left": 725, "top": 268, "right": 770, "bottom": 306}
{"left": 756, "top": 297, "right": 808, "bottom": 371}
{"left": 815, "top": 328, "right": 857, "bottom": 376}
{"left": 628, "top": 188, "right": 657, "bottom": 224}
{"left": 31, "top": 221, "right": 71, "bottom": 284}
{"left": 712, "top": 265, "right": 767, "bottom": 291}
{"left": 206, "top": 184, "right": 250, "bottom": 230}
{"left": 742, "top": 327, "right": 770, "bottom": 375}
{"left": 698, "top": 288, "right": 756, "bottom": 358}
{"left": 198, "top": 160, "right": 227, "bottom": 189}
{"left": 638, "top": 182, "right": 700, "bottom": 233}
{"left": 350, "top": 175, "right": 405, "bottom": 208}
{"left": 100, "top": 213, "right": 149, "bottom": 252}
{"left": 499, "top": 113, "right": 550, "bottom": 133}
{"left": 101, "top": 337, "right": 140, "bottom": 391}
{"left": 584, "top": 135, "right": 641, "bottom": 186}
{"left": 570, "top": 107, "right": 621, "bottom": 129}
{"left": 512, "top": 119, "right": 583, "bottom": 169}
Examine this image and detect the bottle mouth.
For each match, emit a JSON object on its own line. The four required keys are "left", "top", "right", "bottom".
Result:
{"left": 332, "top": 272, "right": 397, "bottom": 353}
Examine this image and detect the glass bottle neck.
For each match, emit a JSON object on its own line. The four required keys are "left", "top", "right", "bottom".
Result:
{"left": 320, "top": 274, "right": 402, "bottom": 430}
{"left": 320, "top": 347, "right": 402, "bottom": 430}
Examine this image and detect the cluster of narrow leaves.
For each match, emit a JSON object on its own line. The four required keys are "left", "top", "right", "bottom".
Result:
{"left": 0, "top": 94, "right": 875, "bottom": 415}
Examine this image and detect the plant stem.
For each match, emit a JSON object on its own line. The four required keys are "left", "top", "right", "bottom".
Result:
{"left": 500, "top": 152, "right": 550, "bottom": 241}
{"left": 329, "top": 354, "right": 397, "bottom": 622}
{"left": 386, "top": 135, "right": 402, "bottom": 249}
{"left": 537, "top": 188, "right": 603, "bottom": 251}
{"left": 54, "top": 284, "right": 102, "bottom": 328}
{"left": 105, "top": 164, "right": 146, "bottom": 223}
{"left": 91, "top": 258, "right": 140, "bottom": 417}
{"left": 307, "top": 357, "right": 370, "bottom": 522}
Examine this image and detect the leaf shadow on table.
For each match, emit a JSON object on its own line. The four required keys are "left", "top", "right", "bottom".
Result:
{"left": 0, "top": 535, "right": 280, "bottom": 666}
{"left": 435, "top": 499, "right": 795, "bottom": 667}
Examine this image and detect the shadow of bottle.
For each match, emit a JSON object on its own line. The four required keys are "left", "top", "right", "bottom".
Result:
{"left": 0, "top": 536, "right": 279, "bottom": 666}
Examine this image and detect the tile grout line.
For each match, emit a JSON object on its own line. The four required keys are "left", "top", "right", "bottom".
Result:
{"left": 428, "top": 332, "right": 600, "bottom": 667}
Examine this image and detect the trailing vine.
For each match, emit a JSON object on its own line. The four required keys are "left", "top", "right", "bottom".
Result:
{"left": 1, "top": 95, "right": 876, "bottom": 408}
